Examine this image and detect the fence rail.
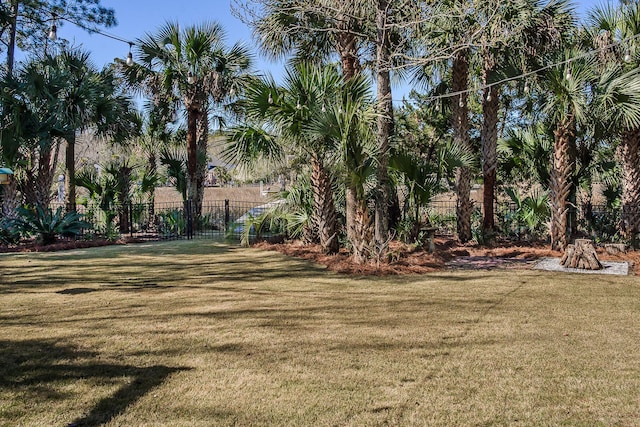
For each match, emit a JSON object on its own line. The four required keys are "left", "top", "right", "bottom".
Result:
{"left": 32, "top": 198, "right": 640, "bottom": 243}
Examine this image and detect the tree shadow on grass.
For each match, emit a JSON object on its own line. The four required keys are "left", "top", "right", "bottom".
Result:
{"left": 0, "top": 339, "right": 188, "bottom": 426}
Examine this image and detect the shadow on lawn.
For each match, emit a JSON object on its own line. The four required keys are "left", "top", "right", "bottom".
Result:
{"left": 0, "top": 339, "right": 188, "bottom": 426}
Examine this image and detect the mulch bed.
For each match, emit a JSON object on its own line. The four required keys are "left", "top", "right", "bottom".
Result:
{"left": 255, "top": 238, "right": 640, "bottom": 276}
{"left": 2, "top": 236, "right": 637, "bottom": 275}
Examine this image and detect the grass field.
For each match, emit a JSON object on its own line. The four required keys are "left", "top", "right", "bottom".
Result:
{"left": 1, "top": 240, "right": 639, "bottom": 426}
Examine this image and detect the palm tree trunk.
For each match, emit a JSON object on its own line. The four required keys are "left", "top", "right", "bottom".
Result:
{"left": 374, "top": 0, "right": 393, "bottom": 251}
{"left": 65, "top": 132, "right": 77, "bottom": 212}
{"left": 481, "top": 83, "right": 499, "bottom": 235}
{"left": 550, "top": 118, "right": 575, "bottom": 251}
{"left": 195, "top": 106, "right": 209, "bottom": 219}
{"left": 1, "top": 178, "right": 20, "bottom": 218}
{"left": 336, "top": 31, "right": 361, "bottom": 246}
{"left": 451, "top": 50, "right": 472, "bottom": 243}
{"left": 347, "top": 186, "right": 372, "bottom": 264}
{"left": 619, "top": 129, "right": 640, "bottom": 245}
{"left": 336, "top": 32, "right": 361, "bottom": 81}
{"left": 311, "top": 154, "right": 339, "bottom": 254}
{"left": 186, "top": 107, "right": 198, "bottom": 207}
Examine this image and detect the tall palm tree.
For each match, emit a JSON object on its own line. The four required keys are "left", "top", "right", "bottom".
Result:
{"left": 128, "top": 21, "right": 251, "bottom": 217}
{"left": 587, "top": 1, "right": 640, "bottom": 245}
{"left": 225, "top": 64, "right": 342, "bottom": 254}
{"left": 308, "top": 73, "right": 377, "bottom": 263}
{"left": 46, "top": 49, "right": 139, "bottom": 212}
{"left": 476, "top": 0, "right": 572, "bottom": 236}
{"left": 538, "top": 49, "right": 594, "bottom": 250}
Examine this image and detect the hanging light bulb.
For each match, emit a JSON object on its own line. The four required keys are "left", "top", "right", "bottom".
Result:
{"left": 187, "top": 72, "right": 195, "bottom": 85}
{"left": 624, "top": 48, "right": 632, "bottom": 63}
{"left": 435, "top": 103, "right": 440, "bottom": 112}
{"left": 524, "top": 82, "right": 530, "bottom": 94}
{"left": 296, "top": 97, "right": 302, "bottom": 109}
{"left": 486, "top": 92, "right": 492, "bottom": 102}
{"left": 126, "top": 43, "right": 134, "bottom": 66}
{"left": 321, "top": 103, "right": 326, "bottom": 113}
{"left": 48, "top": 24, "right": 57, "bottom": 41}
{"left": 268, "top": 92, "right": 273, "bottom": 104}
{"left": 459, "top": 95, "right": 465, "bottom": 108}
{"left": 565, "top": 63, "right": 572, "bottom": 81}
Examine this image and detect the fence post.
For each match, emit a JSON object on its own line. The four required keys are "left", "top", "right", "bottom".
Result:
{"left": 224, "top": 199, "right": 230, "bottom": 230}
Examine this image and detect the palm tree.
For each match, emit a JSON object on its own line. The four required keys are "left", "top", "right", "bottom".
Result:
{"left": 538, "top": 49, "right": 594, "bottom": 250}
{"left": 587, "top": 1, "right": 640, "bottom": 245}
{"left": 225, "top": 64, "right": 342, "bottom": 254}
{"left": 46, "top": 49, "right": 139, "bottom": 212}
{"left": 476, "top": 0, "right": 572, "bottom": 236}
{"left": 307, "top": 73, "right": 377, "bottom": 263}
{"left": 127, "top": 21, "right": 251, "bottom": 217}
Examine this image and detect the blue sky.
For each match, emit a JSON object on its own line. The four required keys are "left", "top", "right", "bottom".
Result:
{"left": 57, "top": 0, "right": 606, "bottom": 93}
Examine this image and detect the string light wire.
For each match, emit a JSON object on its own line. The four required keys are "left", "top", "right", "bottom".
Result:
{"left": 44, "top": 7, "right": 640, "bottom": 102}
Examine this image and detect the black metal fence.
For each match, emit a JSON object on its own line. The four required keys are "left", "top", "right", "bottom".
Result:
{"left": 51, "top": 199, "right": 263, "bottom": 241}
{"left": 46, "top": 198, "right": 631, "bottom": 243}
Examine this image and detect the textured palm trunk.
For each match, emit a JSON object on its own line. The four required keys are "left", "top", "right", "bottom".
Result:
{"left": 1, "top": 178, "right": 19, "bottom": 218}
{"left": 65, "top": 132, "right": 77, "bottom": 212}
{"left": 347, "top": 186, "right": 372, "bottom": 264}
{"left": 186, "top": 107, "right": 198, "bottom": 208}
{"left": 195, "top": 107, "right": 210, "bottom": 219}
{"left": 311, "top": 154, "right": 339, "bottom": 254}
{"left": 481, "top": 79, "right": 499, "bottom": 235}
{"left": 336, "top": 32, "right": 361, "bottom": 81}
{"left": 619, "top": 129, "right": 640, "bottom": 244}
{"left": 451, "top": 51, "right": 472, "bottom": 243}
{"left": 336, "top": 29, "right": 361, "bottom": 248}
{"left": 550, "top": 118, "right": 575, "bottom": 251}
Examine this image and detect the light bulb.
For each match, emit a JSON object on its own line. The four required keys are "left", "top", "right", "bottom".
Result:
{"left": 524, "top": 83, "right": 530, "bottom": 94}
{"left": 435, "top": 103, "right": 439, "bottom": 112}
{"left": 187, "top": 72, "right": 195, "bottom": 85}
{"left": 459, "top": 98, "right": 464, "bottom": 108}
{"left": 624, "top": 52, "right": 632, "bottom": 63}
{"left": 296, "top": 98, "right": 302, "bottom": 109}
{"left": 48, "top": 24, "right": 57, "bottom": 41}
{"left": 566, "top": 71, "right": 572, "bottom": 81}
{"left": 126, "top": 52, "right": 133, "bottom": 66}
{"left": 486, "top": 93, "right": 492, "bottom": 102}
{"left": 268, "top": 92, "right": 273, "bottom": 104}
{"left": 321, "top": 103, "right": 326, "bottom": 113}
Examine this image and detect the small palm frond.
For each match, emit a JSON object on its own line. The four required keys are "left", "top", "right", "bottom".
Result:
{"left": 222, "top": 125, "right": 284, "bottom": 166}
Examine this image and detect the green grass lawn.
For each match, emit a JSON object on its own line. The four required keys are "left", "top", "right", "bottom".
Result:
{"left": 1, "top": 240, "right": 639, "bottom": 426}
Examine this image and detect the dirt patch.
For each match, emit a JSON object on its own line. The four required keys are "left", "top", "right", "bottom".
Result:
{"left": 255, "top": 238, "right": 640, "bottom": 276}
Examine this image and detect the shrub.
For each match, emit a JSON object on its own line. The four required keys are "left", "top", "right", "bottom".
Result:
{"left": 11, "top": 206, "right": 91, "bottom": 245}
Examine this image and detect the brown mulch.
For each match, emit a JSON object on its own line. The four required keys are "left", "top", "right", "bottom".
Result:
{"left": 255, "top": 238, "right": 640, "bottom": 276}
{"left": 3, "top": 236, "right": 638, "bottom": 276}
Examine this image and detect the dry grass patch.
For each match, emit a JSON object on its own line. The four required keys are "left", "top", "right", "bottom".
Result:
{"left": 1, "top": 241, "right": 639, "bottom": 426}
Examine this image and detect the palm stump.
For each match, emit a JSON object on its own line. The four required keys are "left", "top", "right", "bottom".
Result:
{"left": 560, "top": 239, "right": 603, "bottom": 270}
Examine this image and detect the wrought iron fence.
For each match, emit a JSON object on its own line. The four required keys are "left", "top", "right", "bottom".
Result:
{"left": 38, "top": 198, "right": 636, "bottom": 243}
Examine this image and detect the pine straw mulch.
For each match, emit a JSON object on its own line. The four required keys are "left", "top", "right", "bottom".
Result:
{"left": 254, "top": 238, "right": 640, "bottom": 276}
{"left": 2, "top": 236, "right": 637, "bottom": 275}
